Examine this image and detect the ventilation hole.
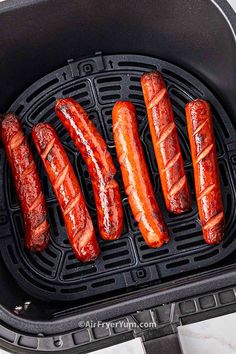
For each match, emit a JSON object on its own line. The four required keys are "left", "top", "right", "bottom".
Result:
{"left": 211, "top": 106, "right": 229, "bottom": 139}
{"left": 92, "top": 278, "right": 115, "bottom": 288}
{"left": 137, "top": 236, "right": 145, "bottom": 242}
{"left": 87, "top": 183, "right": 93, "bottom": 191}
{"left": 145, "top": 132, "right": 151, "bottom": 142}
{"left": 56, "top": 205, "right": 64, "bottom": 227}
{"left": 219, "top": 163, "right": 229, "bottom": 187}
{"left": 104, "top": 259, "right": 132, "bottom": 269}
{"left": 101, "top": 94, "right": 120, "bottom": 101}
{"left": 56, "top": 126, "right": 69, "bottom": 140}
{"left": 26, "top": 254, "right": 52, "bottom": 276}
{"left": 128, "top": 94, "right": 144, "bottom": 101}
{"left": 36, "top": 253, "right": 54, "bottom": 267}
{"left": 7, "top": 245, "right": 18, "bottom": 265}
{"left": 130, "top": 76, "right": 141, "bottom": 82}
{"left": 186, "top": 171, "right": 195, "bottom": 195}
{"left": 172, "top": 223, "right": 196, "bottom": 233}
{"left": 65, "top": 261, "right": 94, "bottom": 272}
{"left": 118, "top": 61, "right": 156, "bottom": 70}
{"left": 176, "top": 115, "right": 186, "bottom": 128}
{"left": 179, "top": 142, "right": 188, "bottom": 163}
{"left": 63, "top": 267, "right": 96, "bottom": 279}
{"left": 45, "top": 247, "right": 57, "bottom": 259}
{"left": 194, "top": 249, "right": 219, "bottom": 261}
{"left": 26, "top": 78, "right": 59, "bottom": 102}
{"left": 177, "top": 239, "right": 205, "bottom": 250}
{"left": 18, "top": 268, "right": 56, "bottom": 292}
{"left": 101, "top": 241, "right": 127, "bottom": 252}
{"left": 14, "top": 214, "right": 24, "bottom": 239}
{"left": 62, "top": 271, "right": 78, "bottom": 280}
{"left": 99, "top": 85, "right": 121, "bottom": 92}
{"left": 66, "top": 135, "right": 73, "bottom": 143}
{"left": 216, "top": 141, "right": 222, "bottom": 157}
{"left": 42, "top": 176, "right": 49, "bottom": 197}
{"left": 73, "top": 98, "right": 90, "bottom": 107}
{"left": 136, "top": 111, "right": 146, "bottom": 120}
{"left": 170, "top": 89, "right": 189, "bottom": 104}
{"left": 15, "top": 104, "right": 24, "bottom": 115}
{"left": 60, "top": 285, "right": 87, "bottom": 293}
{"left": 129, "top": 85, "right": 142, "bottom": 92}
{"left": 104, "top": 109, "right": 112, "bottom": 116}
{"left": 43, "top": 108, "right": 55, "bottom": 120}
{"left": 175, "top": 231, "right": 202, "bottom": 242}
{"left": 166, "top": 259, "right": 189, "bottom": 269}
{"left": 67, "top": 92, "right": 88, "bottom": 101}
{"left": 62, "top": 82, "right": 86, "bottom": 96}
{"left": 142, "top": 249, "right": 169, "bottom": 258}
{"left": 84, "top": 170, "right": 89, "bottom": 178}
{"left": 30, "top": 97, "right": 56, "bottom": 121}
{"left": 48, "top": 208, "right": 58, "bottom": 236}
{"left": 8, "top": 172, "right": 19, "bottom": 208}
{"left": 225, "top": 194, "right": 232, "bottom": 220}
{"left": 97, "top": 77, "right": 122, "bottom": 84}
{"left": 102, "top": 250, "right": 129, "bottom": 261}
{"left": 68, "top": 253, "right": 76, "bottom": 260}
{"left": 106, "top": 119, "right": 112, "bottom": 125}
{"left": 170, "top": 98, "right": 186, "bottom": 118}
{"left": 162, "top": 68, "right": 202, "bottom": 95}
{"left": 178, "top": 132, "right": 190, "bottom": 157}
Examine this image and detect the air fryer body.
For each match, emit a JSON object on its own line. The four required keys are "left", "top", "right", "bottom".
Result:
{"left": 0, "top": 1, "right": 235, "bottom": 353}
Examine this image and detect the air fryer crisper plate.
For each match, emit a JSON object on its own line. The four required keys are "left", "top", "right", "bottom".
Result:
{"left": 0, "top": 54, "right": 235, "bottom": 301}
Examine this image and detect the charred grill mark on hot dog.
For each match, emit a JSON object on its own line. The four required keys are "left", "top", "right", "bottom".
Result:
{"left": 185, "top": 99, "right": 224, "bottom": 244}
{"left": 32, "top": 123, "right": 100, "bottom": 262}
{"left": 1, "top": 113, "right": 50, "bottom": 251}
{"left": 55, "top": 98, "right": 124, "bottom": 241}
{"left": 141, "top": 71, "right": 191, "bottom": 214}
{"left": 112, "top": 101, "right": 169, "bottom": 248}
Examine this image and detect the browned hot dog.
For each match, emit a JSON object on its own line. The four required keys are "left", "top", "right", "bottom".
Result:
{"left": 1, "top": 113, "right": 50, "bottom": 251}
{"left": 55, "top": 98, "right": 124, "bottom": 241}
{"left": 141, "top": 71, "right": 191, "bottom": 214}
{"left": 185, "top": 99, "right": 224, "bottom": 244}
{"left": 32, "top": 123, "right": 100, "bottom": 262}
{"left": 112, "top": 101, "right": 169, "bottom": 248}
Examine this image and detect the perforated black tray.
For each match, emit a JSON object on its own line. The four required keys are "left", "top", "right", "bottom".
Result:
{"left": 0, "top": 54, "right": 236, "bottom": 301}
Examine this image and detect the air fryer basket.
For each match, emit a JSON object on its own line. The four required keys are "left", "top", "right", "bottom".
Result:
{"left": 0, "top": 53, "right": 235, "bottom": 302}
{"left": 0, "top": 0, "right": 235, "bottom": 353}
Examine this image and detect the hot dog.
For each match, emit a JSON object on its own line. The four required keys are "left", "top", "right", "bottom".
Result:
{"left": 141, "top": 71, "right": 191, "bottom": 214}
{"left": 112, "top": 101, "right": 169, "bottom": 248}
{"left": 55, "top": 98, "right": 123, "bottom": 241}
{"left": 1, "top": 113, "right": 50, "bottom": 251}
{"left": 185, "top": 99, "right": 224, "bottom": 244}
{"left": 32, "top": 123, "right": 100, "bottom": 262}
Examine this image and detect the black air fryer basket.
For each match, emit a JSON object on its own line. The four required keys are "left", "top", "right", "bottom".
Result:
{"left": 0, "top": 1, "right": 235, "bottom": 353}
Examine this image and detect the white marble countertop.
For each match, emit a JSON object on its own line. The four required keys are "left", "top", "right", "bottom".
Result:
{"left": 178, "top": 312, "right": 236, "bottom": 354}
{"left": 88, "top": 338, "right": 146, "bottom": 354}
{"left": 227, "top": 0, "right": 236, "bottom": 11}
